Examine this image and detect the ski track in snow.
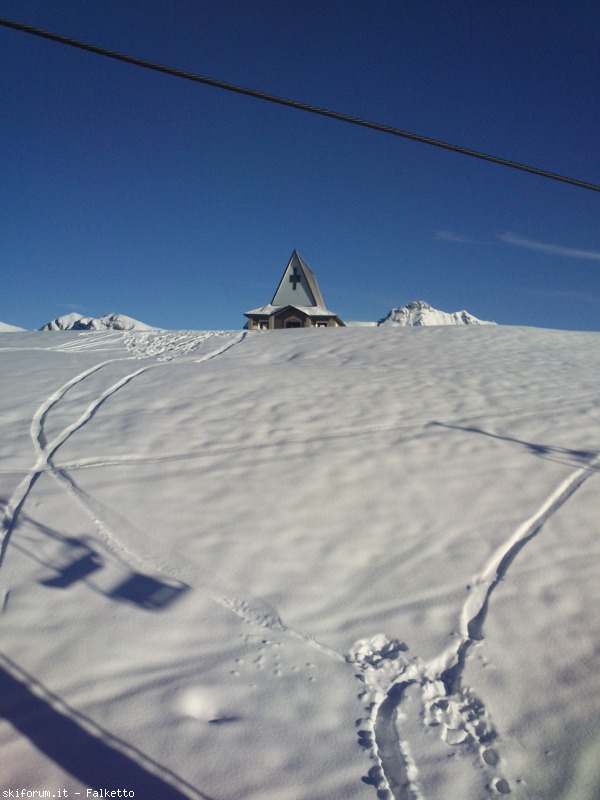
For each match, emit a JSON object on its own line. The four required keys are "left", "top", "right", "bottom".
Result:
{"left": 1, "top": 329, "right": 344, "bottom": 664}
{"left": 353, "top": 451, "right": 599, "bottom": 799}
{"left": 1, "top": 331, "right": 239, "bottom": 567}
{"left": 4, "top": 328, "right": 599, "bottom": 798}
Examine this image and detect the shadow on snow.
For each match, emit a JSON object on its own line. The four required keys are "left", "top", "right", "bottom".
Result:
{"left": 0, "top": 653, "right": 215, "bottom": 799}
{"left": 14, "top": 511, "right": 188, "bottom": 612}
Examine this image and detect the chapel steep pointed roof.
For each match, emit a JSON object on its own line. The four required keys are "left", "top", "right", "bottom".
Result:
{"left": 270, "top": 250, "right": 327, "bottom": 308}
{"left": 244, "top": 250, "right": 344, "bottom": 328}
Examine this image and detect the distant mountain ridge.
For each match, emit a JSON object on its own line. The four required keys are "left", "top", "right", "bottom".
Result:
{"left": 0, "top": 320, "right": 27, "bottom": 332}
{"left": 5, "top": 302, "right": 494, "bottom": 332}
{"left": 378, "top": 300, "right": 495, "bottom": 327}
{"left": 39, "top": 312, "right": 159, "bottom": 331}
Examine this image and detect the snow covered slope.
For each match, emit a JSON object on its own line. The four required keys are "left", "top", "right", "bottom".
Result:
{"left": 379, "top": 300, "right": 494, "bottom": 326}
{"left": 40, "top": 311, "right": 158, "bottom": 331}
{"left": 0, "top": 325, "right": 599, "bottom": 800}
{"left": 0, "top": 320, "right": 26, "bottom": 332}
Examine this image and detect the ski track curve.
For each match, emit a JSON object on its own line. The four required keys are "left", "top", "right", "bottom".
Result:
{"left": 2, "top": 329, "right": 344, "bottom": 660}
{"left": 9, "top": 329, "right": 596, "bottom": 797}
{"left": 1, "top": 331, "right": 245, "bottom": 569}
{"left": 355, "top": 453, "right": 600, "bottom": 799}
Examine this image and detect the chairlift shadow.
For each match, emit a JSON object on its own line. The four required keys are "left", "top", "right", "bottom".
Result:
{"left": 41, "top": 551, "right": 103, "bottom": 588}
{"left": 27, "top": 517, "right": 188, "bottom": 611}
{"left": 108, "top": 573, "right": 189, "bottom": 610}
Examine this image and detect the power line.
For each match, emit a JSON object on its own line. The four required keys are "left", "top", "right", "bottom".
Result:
{"left": 1, "top": 15, "right": 599, "bottom": 194}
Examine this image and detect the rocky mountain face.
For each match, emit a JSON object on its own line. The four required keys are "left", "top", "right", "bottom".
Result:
{"left": 378, "top": 301, "right": 494, "bottom": 327}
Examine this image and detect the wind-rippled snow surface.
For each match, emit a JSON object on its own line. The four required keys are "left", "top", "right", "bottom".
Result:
{"left": 1, "top": 325, "right": 599, "bottom": 800}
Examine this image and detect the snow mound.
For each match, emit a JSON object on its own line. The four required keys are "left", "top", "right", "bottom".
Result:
{"left": 40, "top": 312, "right": 159, "bottom": 331}
{"left": 378, "top": 300, "right": 495, "bottom": 327}
{"left": 0, "top": 320, "right": 27, "bottom": 332}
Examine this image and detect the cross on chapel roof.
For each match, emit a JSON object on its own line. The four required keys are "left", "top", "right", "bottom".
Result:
{"left": 270, "top": 250, "right": 326, "bottom": 308}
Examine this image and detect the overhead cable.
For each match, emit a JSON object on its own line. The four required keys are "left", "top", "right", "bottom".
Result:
{"left": 1, "top": 16, "right": 599, "bottom": 194}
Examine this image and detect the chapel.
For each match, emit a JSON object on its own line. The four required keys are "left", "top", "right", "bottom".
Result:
{"left": 244, "top": 251, "right": 345, "bottom": 330}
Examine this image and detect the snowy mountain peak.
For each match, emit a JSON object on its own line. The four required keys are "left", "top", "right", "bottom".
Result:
{"left": 378, "top": 300, "right": 495, "bottom": 327}
{"left": 40, "top": 312, "right": 159, "bottom": 331}
{"left": 0, "top": 320, "right": 27, "bottom": 332}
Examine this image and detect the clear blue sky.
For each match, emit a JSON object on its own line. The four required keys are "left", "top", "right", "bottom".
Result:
{"left": 2, "top": 1, "right": 599, "bottom": 331}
